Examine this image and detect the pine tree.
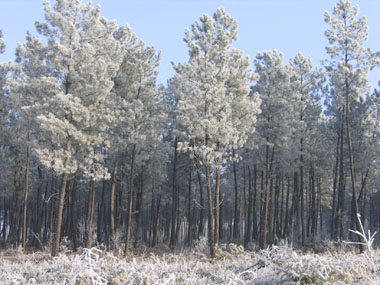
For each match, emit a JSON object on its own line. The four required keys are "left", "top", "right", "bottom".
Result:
{"left": 324, "top": 0, "right": 380, "bottom": 250}
{"left": 172, "top": 7, "right": 260, "bottom": 257}
{"left": 14, "top": 0, "right": 125, "bottom": 256}
{"left": 110, "top": 38, "right": 165, "bottom": 256}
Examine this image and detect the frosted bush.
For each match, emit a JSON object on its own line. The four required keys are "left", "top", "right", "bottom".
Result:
{"left": 0, "top": 242, "right": 378, "bottom": 284}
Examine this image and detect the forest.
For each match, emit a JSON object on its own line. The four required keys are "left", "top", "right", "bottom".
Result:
{"left": 0, "top": 0, "right": 379, "bottom": 272}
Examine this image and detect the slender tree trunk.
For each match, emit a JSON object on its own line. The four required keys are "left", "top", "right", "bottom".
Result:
{"left": 70, "top": 174, "right": 78, "bottom": 251}
{"left": 206, "top": 164, "right": 215, "bottom": 257}
{"left": 109, "top": 161, "right": 118, "bottom": 243}
{"left": 52, "top": 172, "right": 69, "bottom": 256}
{"left": 97, "top": 179, "right": 106, "bottom": 244}
{"left": 336, "top": 108, "right": 345, "bottom": 240}
{"left": 233, "top": 153, "right": 240, "bottom": 242}
{"left": 33, "top": 165, "right": 44, "bottom": 249}
{"left": 331, "top": 119, "right": 341, "bottom": 240}
{"left": 149, "top": 186, "right": 155, "bottom": 248}
{"left": 300, "top": 144, "right": 306, "bottom": 247}
{"left": 215, "top": 164, "right": 221, "bottom": 244}
{"left": 170, "top": 137, "right": 178, "bottom": 249}
{"left": 279, "top": 176, "right": 284, "bottom": 238}
{"left": 261, "top": 145, "right": 273, "bottom": 249}
{"left": 153, "top": 194, "right": 161, "bottom": 247}
{"left": 196, "top": 168, "right": 205, "bottom": 239}
{"left": 7, "top": 173, "right": 21, "bottom": 248}
{"left": 85, "top": 179, "right": 96, "bottom": 248}
{"left": 252, "top": 165, "right": 258, "bottom": 241}
{"left": 124, "top": 145, "right": 136, "bottom": 256}
{"left": 283, "top": 175, "right": 290, "bottom": 238}
{"left": 22, "top": 128, "right": 31, "bottom": 250}
{"left": 187, "top": 170, "right": 193, "bottom": 245}
{"left": 134, "top": 167, "right": 144, "bottom": 248}
{"left": 310, "top": 165, "right": 316, "bottom": 241}
{"left": 245, "top": 165, "right": 253, "bottom": 246}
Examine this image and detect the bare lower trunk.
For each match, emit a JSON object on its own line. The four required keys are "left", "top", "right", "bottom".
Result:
{"left": 124, "top": 145, "right": 136, "bottom": 256}
{"left": 110, "top": 161, "right": 118, "bottom": 244}
{"left": 52, "top": 172, "right": 69, "bottom": 257}
{"left": 215, "top": 165, "right": 221, "bottom": 244}
{"left": 206, "top": 164, "right": 215, "bottom": 258}
{"left": 22, "top": 129, "right": 31, "bottom": 250}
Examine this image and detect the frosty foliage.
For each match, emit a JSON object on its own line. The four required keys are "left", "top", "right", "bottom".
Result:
{"left": 172, "top": 7, "right": 261, "bottom": 168}
{"left": 109, "top": 36, "right": 166, "bottom": 168}
{"left": 324, "top": 0, "right": 379, "bottom": 105}
{"left": 11, "top": 0, "right": 127, "bottom": 180}
{"left": 0, "top": 244, "right": 379, "bottom": 284}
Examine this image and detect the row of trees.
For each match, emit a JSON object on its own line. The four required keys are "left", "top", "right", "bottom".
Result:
{"left": 0, "top": 0, "right": 379, "bottom": 257}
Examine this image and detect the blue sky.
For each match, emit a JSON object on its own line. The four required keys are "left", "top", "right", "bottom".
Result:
{"left": 0, "top": 0, "right": 379, "bottom": 88}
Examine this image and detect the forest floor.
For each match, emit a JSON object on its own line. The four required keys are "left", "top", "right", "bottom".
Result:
{"left": 0, "top": 239, "right": 379, "bottom": 284}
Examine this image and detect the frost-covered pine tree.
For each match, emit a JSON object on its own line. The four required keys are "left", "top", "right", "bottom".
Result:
{"left": 252, "top": 50, "right": 297, "bottom": 249}
{"left": 110, "top": 38, "right": 166, "bottom": 256}
{"left": 172, "top": 7, "right": 261, "bottom": 257}
{"left": 13, "top": 0, "right": 125, "bottom": 256}
{"left": 288, "top": 52, "right": 323, "bottom": 245}
{"left": 324, "top": 0, "right": 379, "bottom": 249}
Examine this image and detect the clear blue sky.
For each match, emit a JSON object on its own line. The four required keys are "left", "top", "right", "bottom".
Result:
{"left": 0, "top": 0, "right": 379, "bottom": 88}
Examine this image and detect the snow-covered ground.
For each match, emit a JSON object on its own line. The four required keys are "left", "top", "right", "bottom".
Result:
{"left": 0, "top": 239, "right": 379, "bottom": 284}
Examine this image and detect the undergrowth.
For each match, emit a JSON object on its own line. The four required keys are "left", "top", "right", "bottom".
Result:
{"left": 0, "top": 236, "right": 379, "bottom": 284}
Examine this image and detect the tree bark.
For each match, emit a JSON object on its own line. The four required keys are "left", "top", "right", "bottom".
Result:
{"left": 170, "top": 137, "right": 178, "bottom": 249}
{"left": 124, "top": 145, "right": 136, "bottom": 256}
{"left": 22, "top": 128, "right": 31, "bottom": 250}
{"left": 215, "top": 164, "right": 221, "bottom": 244}
{"left": 206, "top": 164, "right": 215, "bottom": 257}
{"left": 331, "top": 117, "right": 341, "bottom": 241}
{"left": 52, "top": 172, "right": 69, "bottom": 256}
{"left": 245, "top": 165, "right": 253, "bottom": 246}
{"left": 85, "top": 179, "right": 96, "bottom": 248}
{"left": 187, "top": 170, "right": 193, "bottom": 245}
{"left": 109, "top": 161, "right": 118, "bottom": 244}
{"left": 233, "top": 154, "right": 240, "bottom": 242}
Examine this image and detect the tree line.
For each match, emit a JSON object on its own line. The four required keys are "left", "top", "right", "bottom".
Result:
{"left": 0, "top": 0, "right": 379, "bottom": 258}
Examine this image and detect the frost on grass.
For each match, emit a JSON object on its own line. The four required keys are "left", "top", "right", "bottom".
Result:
{"left": 0, "top": 241, "right": 379, "bottom": 284}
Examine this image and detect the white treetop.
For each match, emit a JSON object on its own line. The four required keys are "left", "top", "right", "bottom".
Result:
{"left": 110, "top": 38, "right": 166, "bottom": 167}
{"left": 324, "top": 0, "right": 379, "bottom": 104}
{"left": 13, "top": 0, "right": 126, "bottom": 180}
{"left": 173, "top": 7, "right": 261, "bottom": 168}
{"left": 252, "top": 50, "right": 295, "bottom": 161}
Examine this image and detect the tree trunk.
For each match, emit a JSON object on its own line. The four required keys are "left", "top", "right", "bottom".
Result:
{"left": 187, "top": 170, "right": 193, "bottom": 245}
{"left": 33, "top": 165, "right": 44, "bottom": 249}
{"left": 215, "top": 164, "right": 221, "bottom": 244}
{"left": 233, "top": 154, "right": 240, "bottom": 242}
{"left": 124, "top": 145, "right": 136, "bottom": 256}
{"left": 52, "top": 172, "right": 69, "bottom": 257}
{"left": 336, "top": 108, "right": 345, "bottom": 240}
{"left": 170, "top": 137, "right": 178, "bottom": 249}
{"left": 252, "top": 165, "right": 258, "bottom": 241}
{"left": 69, "top": 174, "right": 78, "bottom": 251}
{"left": 6, "top": 171, "right": 21, "bottom": 248}
{"left": 260, "top": 145, "right": 273, "bottom": 249}
{"left": 300, "top": 142, "right": 306, "bottom": 247}
{"left": 85, "top": 179, "right": 96, "bottom": 248}
{"left": 22, "top": 128, "right": 31, "bottom": 250}
{"left": 97, "top": 179, "right": 106, "bottom": 244}
{"left": 109, "top": 161, "right": 118, "bottom": 244}
{"left": 153, "top": 194, "right": 161, "bottom": 247}
{"left": 134, "top": 167, "right": 144, "bottom": 248}
{"left": 206, "top": 164, "right": 215, "bottom": 257}
{"left": 283, "top": 175, "right": 290, "bottom": 238}
{"left": 196, "top": 168, "right": 205, "bottom": 239}
{"left": 245, "top": 165, "right": 253, "bottom": 246}
{"left": 331, "top": 117, "right": 341, "bottom": 240}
